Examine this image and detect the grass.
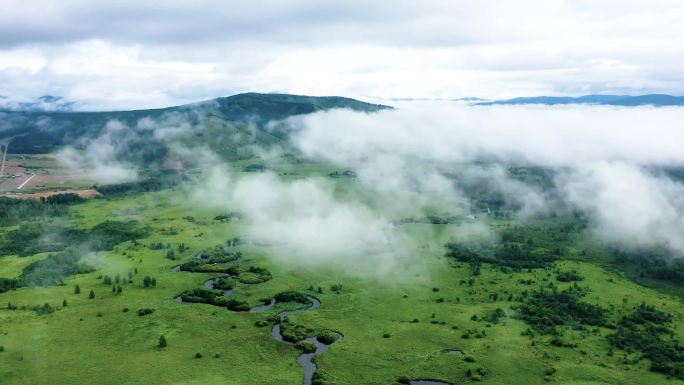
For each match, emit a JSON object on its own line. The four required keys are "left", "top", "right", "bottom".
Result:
{"left": 0, "top": 184, "right": 683, "bottom": 384}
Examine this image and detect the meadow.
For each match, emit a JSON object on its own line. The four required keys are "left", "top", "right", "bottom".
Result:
{"left": 1, "top": 165, "right": 683, "bottom": 385}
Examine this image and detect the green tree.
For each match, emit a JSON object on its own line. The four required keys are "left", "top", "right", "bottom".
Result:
{"left": 151, "top": 278, "right": 157, "bottom": 287}
{"left": 115, "top": 273, "right": 120, "bottom": 284}
{"left": 62, "top": 299, "right": 67, "bottom": 307}
{"left": 159, "top": 335, "right": 167, "bottom": 348}
{"left": 117, "top": 285, "right": 122, "bottom": 294}
{"left": 143, "top": 276, "right": 151, "bottom": 287}
{"left": 89, "top": 290, "right": 95, "bottom": 299}
{"left": 74, "top": 284, "right": 81, "bottom": 294}
{"left": 103, "top": 275, "right": 112, "bottom": 285}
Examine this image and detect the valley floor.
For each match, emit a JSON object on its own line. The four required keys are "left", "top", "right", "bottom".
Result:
{"left": 0, "top": 189, "right": 682, "bottom": 385}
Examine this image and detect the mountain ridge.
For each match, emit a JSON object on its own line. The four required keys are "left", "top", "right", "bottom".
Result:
{"left": 475, "top": 93, "right": 684, "bottom": 106}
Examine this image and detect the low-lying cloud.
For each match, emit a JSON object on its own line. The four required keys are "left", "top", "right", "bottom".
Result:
{"left": 288, "top": 103, "right": 684, "bottom": 254}
{"left": 191, "top": 166, "right": 406, "bottom": 276}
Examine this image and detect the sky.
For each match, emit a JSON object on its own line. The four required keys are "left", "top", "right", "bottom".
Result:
{"left": 1, "top": 0, "right": 683, "bottom": 110}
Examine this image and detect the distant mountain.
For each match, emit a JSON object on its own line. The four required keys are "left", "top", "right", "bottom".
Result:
{"left": 0, "top": 95, "right": 77, "bottom": 112}
{"left": 0, "top": 93, "right": 391, "bottom": 158}
{"left": 476, "top": 94, "right": 684, "bottom": 106}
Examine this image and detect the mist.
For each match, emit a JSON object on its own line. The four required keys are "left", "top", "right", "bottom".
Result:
{"left": 287, "top": 102, "right": 684, "bottom": 255}
{"left": 56, "top": 120, "right": 139, "bottom": 184}
{"left": 51, "top": 101, "right": 684, "bottom": 274}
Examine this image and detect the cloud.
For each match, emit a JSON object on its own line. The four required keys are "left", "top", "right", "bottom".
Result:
{"left": 190, "top": 167, "right": 408, "bottom": 277}
{"left": 290, "top": 103, "right": 684, "bottom": 166}
{"left": 1, "top": 1, "right": 684, "bottom": 108}
{"left": 56, "top": 120, "right": 138, "bottom": 183}
{"left": 288, "top": 103, "right": 684, "bottom": 252}
{"left": 558, "top": 162, "right": 684, "bottom": 254}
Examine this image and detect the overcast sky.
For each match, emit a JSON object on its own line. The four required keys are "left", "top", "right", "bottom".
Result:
{"left": 1, "top": 0, "right": 683, "bottom": 110}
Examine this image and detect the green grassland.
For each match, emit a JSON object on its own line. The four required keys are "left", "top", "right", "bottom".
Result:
{"left": 1, "top": 173, "right": 683, "bottom": 385}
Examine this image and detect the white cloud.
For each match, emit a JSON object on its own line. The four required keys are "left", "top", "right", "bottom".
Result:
{"left": 0, "top": 1, "right": 683, "bottom": 108}
{"left": 558, "top": 162, "right": 684, "bottom": 254}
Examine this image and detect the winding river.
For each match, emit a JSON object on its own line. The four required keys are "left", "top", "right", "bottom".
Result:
{"left": 171, "top": 267, "right": 339, "bottom": 385}
{"left": 171, "top": 268, "right": 450, "bottom": 385}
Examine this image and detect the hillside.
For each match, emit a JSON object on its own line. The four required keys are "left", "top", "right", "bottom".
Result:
{"left": 477, "top": 94, "right": 684, "bottom": 106}
{"left": 0, "top": 93, "right": 391, "bottom": 155}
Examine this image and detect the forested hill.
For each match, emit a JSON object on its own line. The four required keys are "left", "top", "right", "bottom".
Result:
{"left": 476, "top": 94, "right": 684, "bottom": 106}
{"left": 0, "top": 93, "right": 391, "bottom": 154}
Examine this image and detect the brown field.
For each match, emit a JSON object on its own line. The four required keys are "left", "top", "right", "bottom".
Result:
{"left": 0, "top": 153, "right": 95, "bottom": 193}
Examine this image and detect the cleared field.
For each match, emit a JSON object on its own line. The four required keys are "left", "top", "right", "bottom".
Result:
{"left": 0, "top": 154, "right": 95, "bottom": 193}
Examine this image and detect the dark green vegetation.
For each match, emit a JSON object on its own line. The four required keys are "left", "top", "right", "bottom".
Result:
{"left": 518, "top": 285, "right": 608, "bottom": 335}
{"left": 608, "top": 304, "right": 684, "bottom": 379}
{"left": 0, "top": 93, "right": 389, "bottom": 160}
{"left": 0, "top": 196, "right": 75, "bottom": 227}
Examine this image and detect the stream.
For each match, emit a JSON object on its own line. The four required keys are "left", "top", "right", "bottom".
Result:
{"left": 171, "top": 266, "right": 338, "bottom": 385}
{"left": 253, "top": 296, "right": 342, "bottom": 385}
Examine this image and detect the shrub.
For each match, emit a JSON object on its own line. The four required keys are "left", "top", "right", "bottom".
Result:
{"left": 158, "top": 335, "right": 167, "bottom": 348}
{"left": 295, "top": 340, "right": 317, "bottom": 353}
{"left": 254, "top": 320, "right": 270, "bottom": 327}
{"left": 556, "top": 271, "right": 584, "bottom": 282}
{"left": 89, "top": 290, "right": 95, "bottom": 299}
{"left": 274, "top": 291, "right": 311, "bottom": 304}
{"left": 316, "top": 330, "right": 338, "bottom": 345}
{"left": 137, "top": 308, "right": 155, "bottom": 316}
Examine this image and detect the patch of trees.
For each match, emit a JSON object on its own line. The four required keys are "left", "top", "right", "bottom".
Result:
{"left": 179, "top": 253, "right": 242, "bottom": 273}
{"left": 0, "top": 197, "right": 70, "bottom": 227}
{"left": 280, "top": 319, "right": 314, "bottom": 343}
{"left": 0, "top": 219, "right": 148, "bottom": 257}
{"left": 607, "top": 303, "right": 684, "bottom": 379}
{"left": 480, "top": 308, "right": 506, "bottom": 324}
{"left": 19, "top": 248, "right": 94, "bottom": 287}
{"left": 316, "top": 330, "right": 339, "bottom": 344}
{"left": 40, "top": 193, "right": 84, "bottom": 205}
{"left": 613, "top": 247, "right": 684, "bottom": 286}
{"left": 556, "top": 271, "right": 584, "bottom": 282}
{"left": 295, "top": 340, "right": 317, "bottom": 353}
{"left": 0, "top": 222, "right": 84, "bottom": 256}
{"left": 274, "top": 291, "right": 311, "bottom": 304}
{"left": 212, "top": 277, "right": 235, "bottom": 291}
{"left": 32, "top": 302, "right": 55, "bottom": 315}
{"left": 237, "top": 266, "right": 272, "bottom": 284}
{"left": 518, "top": 285, "right": 609, "bottom": 335}
{"left": 446, "top": 240, "right": 558, "bottom": 269}
{"left": 89, "top": 220, "right": 150, "bottom": 251}
{"left": 94, "top": 171, "right": 185, "bottom": 197}
{"left": 142, "top": 276, "right": 157, "bottom": 287}
{"left": 177, "top": 287, "right": 249, "bottom": 311}
{"left": 0, "top": 278, "right": 21, "bottom": 293}
{"left": 328, "top": 170, "right": 357, "bottom": 178}
{"left": 196, "top": 244, "right": 242, "bottom": 261}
